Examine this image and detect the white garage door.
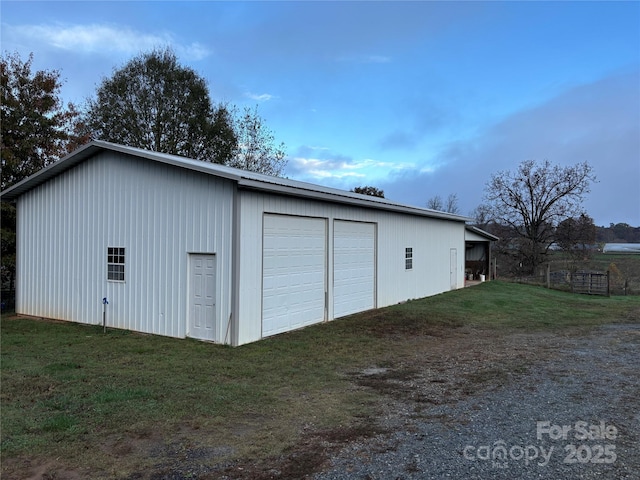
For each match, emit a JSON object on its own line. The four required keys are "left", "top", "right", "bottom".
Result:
{"left": 333, "top": 221, "right": 376, "bottom": 318}
{"left": 262, "top": 215, "right": 327, "bottom": 337}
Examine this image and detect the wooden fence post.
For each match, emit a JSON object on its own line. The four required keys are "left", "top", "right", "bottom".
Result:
{"left": 546, "top": 263, "right": 551, "bottom": 289}
{"left": 570, "top": 271, "right": 574, "bottom": 293}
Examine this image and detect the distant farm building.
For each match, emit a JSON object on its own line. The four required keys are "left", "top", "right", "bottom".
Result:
{"left": 603, "top": 243, "right": 640, "bottom": 254}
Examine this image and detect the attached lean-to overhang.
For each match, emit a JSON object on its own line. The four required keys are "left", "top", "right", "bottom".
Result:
{"left": 465, "top": 225, "right": 500, "bottom": 242}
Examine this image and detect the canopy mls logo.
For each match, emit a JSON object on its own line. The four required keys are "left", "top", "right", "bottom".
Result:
{"left": 463, "top": 420, "right": 618, "bottom": 469}
{"left": 463, "top": 441, "right": 553, "bottom": 468}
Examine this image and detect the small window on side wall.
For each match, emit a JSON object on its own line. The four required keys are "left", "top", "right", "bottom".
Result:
{"left": 405, "top": 247, "right": 413, "bottom": 270}
{"left": 107, "top": 247, "right": 125, "bottom": 281}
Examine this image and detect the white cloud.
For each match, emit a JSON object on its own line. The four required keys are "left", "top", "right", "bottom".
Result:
{"left": 288, "top": 157, "right": 362, "bottom": 179}
{"left": 419, "top": 165, "right": 439, "bottom": 174}
{"left": 244, "top": 92, "right": 276, "bottom": 102}
{"left": 288, "top": 154, "right": 415, "bottom": 185}
{"left": 348, "top": 158, "right": 415, "bottom": 171}
{"left": 179, "top": 42, "right": 211, "bottom": 61}
{"left": 311, "top": 170, "right": 366, "bottom": 180}
{"left": 5, "top": 23, "right": 211, "bottom": 60}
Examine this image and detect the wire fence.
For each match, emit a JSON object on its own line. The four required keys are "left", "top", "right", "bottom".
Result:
{"left": 514, "top": 268, "right": 613, "bottom": 296}
{"left": 497, "top": 251, "right": 640, "bottom": 296}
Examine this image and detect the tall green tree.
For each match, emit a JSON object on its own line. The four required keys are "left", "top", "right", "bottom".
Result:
{"left": 0, "top": 201, "right": 16, "bottom": 291}
{"left": 1, "top": 52, "right": 85, "bottom": 290}
{"left": 86, "top": 48, "right": 237, "bottom": 164}
{"left": 483, "top": 159, "right": 595, "bottom": 273}
{"left": 351, "top": 185, "right": 385, "bottom": 198}
{"left": 1, "top": 52, "right": 83, "bottom": 190}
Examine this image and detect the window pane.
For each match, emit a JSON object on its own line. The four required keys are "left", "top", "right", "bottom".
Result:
{"left": 107, "top": 247, "right": 125, "bottom": 281}
{"left": 107, "top": 264, "right": 124, "bottom": 281}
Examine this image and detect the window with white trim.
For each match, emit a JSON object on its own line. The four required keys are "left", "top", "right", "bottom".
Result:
{"left": 405, "top": 247, "right": 413, "bottom": 270}
{"left": 107, "top": 247, "right": 125, "bottom": 281}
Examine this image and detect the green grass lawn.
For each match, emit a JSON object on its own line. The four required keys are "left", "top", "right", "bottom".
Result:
{"left": 1, "top": 281, "right": 639, "bottom": 478}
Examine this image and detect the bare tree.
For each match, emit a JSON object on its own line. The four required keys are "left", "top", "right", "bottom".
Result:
{"left": 484, "top": 159, "right": 595, "bottom": 273}
{"left": 469, "top": 204, "right": 492, "bottom": 228}
{"left": 426, "top": 193, "right": 459, "bottom": 214}
{"left": 227, "top": 105, "right": 287, "bottom": 176}
{"left": 444, "top": 193, "right": 459, "bottom": 214}
{"left": 556, "top": 213, "right": 596, "bottom": 263}
{"left": 426, "top": 195, "right": 443, "bottom": 211}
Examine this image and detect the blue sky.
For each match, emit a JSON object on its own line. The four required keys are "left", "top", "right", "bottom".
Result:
{"left": 2, "top": 1, "right": 639, "bottom": 226}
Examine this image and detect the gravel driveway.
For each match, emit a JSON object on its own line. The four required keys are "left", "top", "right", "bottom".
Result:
{"left": 314, "top": 323, "right": 640, "bottom": 480}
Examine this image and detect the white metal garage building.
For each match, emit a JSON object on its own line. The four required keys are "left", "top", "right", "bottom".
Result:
{"left": 1, "top": 141, "right": 469, "bottom": 346}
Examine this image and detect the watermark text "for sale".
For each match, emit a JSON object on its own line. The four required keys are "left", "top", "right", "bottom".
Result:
{"left": 536, "top": 420, "right": 617, "bottom": 441}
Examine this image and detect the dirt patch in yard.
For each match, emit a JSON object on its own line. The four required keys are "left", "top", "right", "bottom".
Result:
{"left": 351, "top": 325, "right": 567, "bottom": 406}
{"left": 182, "top": 327, "right": 585, "bottom": 479}
{"left": 213, "top": 325, "right": 639, "bottom": 480}
{"left": 4, "top": 324, "right": 637, "bottom": 480}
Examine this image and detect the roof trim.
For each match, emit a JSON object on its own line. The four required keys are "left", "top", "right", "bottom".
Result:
{"left": 1, "top": 140, "right": 245, "bottom": 200}
{"left": 238, "top": 178, "right": 469, "bottom": 221}
{"left": 1, "top": 141, "right": 471, "bottom": 222}
{"left": 465, "top": 225, "right": 500, "bottom": 241}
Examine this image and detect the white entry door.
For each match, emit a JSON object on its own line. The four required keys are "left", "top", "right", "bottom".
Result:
{"left": 450, "top": 248, "right": 458, "bottom": 290}
{"left": 262, "top": 215, "right": 327, "bottom": 337}
{"left": 188, "top": 254, "right": 216, "bottom": 341}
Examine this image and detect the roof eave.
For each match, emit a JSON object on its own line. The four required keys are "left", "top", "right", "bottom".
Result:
{"left": 0, "top": 140, "right": 243, "bottom": 201}
{"left": 1, "top": 140, "right": 472, "bottom": 223}
{"left": 238, "top": 178, "right": 471, "bottom": 222}
{"left": 465, "top": 225, "right": 500, "bottom": 241}
{"left": 1, "top": 142, "right": 99, "bottom": 201}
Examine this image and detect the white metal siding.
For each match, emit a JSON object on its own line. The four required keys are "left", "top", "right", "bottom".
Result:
{"left": 235, "top": 190, "right": 465, "bottom": 345}
{"left": 465, "top": 230, "right": 490, "bottom": 242}
{"left": 262, "top": 214, "right": 326, "bottom": 337}
{"left": 15, "top": 152, "right": 234, "bottom": 342}
{"left": 333, "top": 221, "right": 376, "bottom": 318}
{"left": 13, "top": 147, "right": 466, "bottom": 347}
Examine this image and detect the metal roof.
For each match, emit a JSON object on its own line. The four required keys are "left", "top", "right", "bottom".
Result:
{"left": 465, "top": 225, "right": 499, "bottom": 241}
{"left": 1, "top": 140, "right": 471, "bottom": 222}
{"left": 603, "top": 243, "right": 640, "bottom": 254}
